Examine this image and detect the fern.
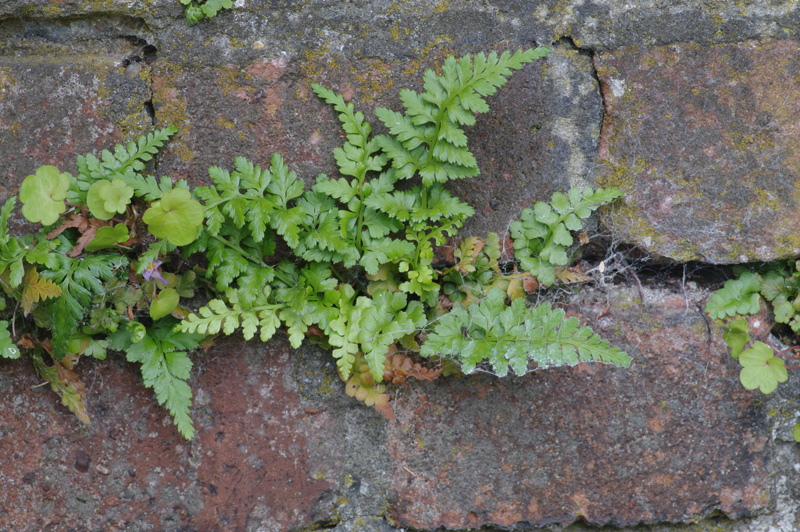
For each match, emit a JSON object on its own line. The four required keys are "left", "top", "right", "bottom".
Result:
{"left": 311, "top": 84, "right": 387, "bottom": 182}
{"left": 420, "top": 287, "right": 631, "bottom": 376}
{"left": 706, "top": 264, "right": 800, "bottom": 442}
{"left": 443, "top": 233, "right": 514, "bottom": 305}
{"left": 41, "top": 250, "right": 126, "bottom": 359}
{"left": 325, "top": 288, "right": 425, "bottom": 381}
{"left": 196, "top": 155, "right": 295, "bottom": 243}
{"left": 511, "top": 187, "right": 623, "bottom": 285}
{"left": 2, "top": 49, "right": 634, "bottom": 442}
{"left": 109, "top": 319, "right": 203, "bottom": 439}
{"left": 0, "top": 198, "right": 58, "bottom": 289}
{"left": 179, "top": 288, "right": 282, "bottom": 343}
{"left": 70, "top": 127, "right": 177, "bottom": 204}
{"left": 375, "top": 48, "right": 549, "bottom": 185}
{"left": 31, "top": 351, "right": 90, "bottom": 425}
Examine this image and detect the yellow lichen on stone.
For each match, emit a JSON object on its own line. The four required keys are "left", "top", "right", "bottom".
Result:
{"left": 401, "top": 36, "right": 456, "bottom": 79}
{"left": 0, "top": 67, "right": 15, "bottom": 115}
{"left": 215, "top": 116, "right": 236, "bottom": 129}
{"left": 318, "top": 373, "right": 335, "bottom": 396}
{"left": 599, "top": 157, "right": 670, "bottom": 257}
{"left": 150, "top": 61, "right": 194, "bottom": 163}
{"left": 347, "top": 58, "right": 395, "bottom": 104}
{"left": 433, "top": 0, "right": 448, "bottom": 13}
{"left": 216, "top": 65, "right": 253, "bottom": 96}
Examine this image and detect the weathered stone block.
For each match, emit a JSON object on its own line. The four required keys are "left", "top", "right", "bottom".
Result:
{"left": 596, "top": 40, "right": 800, "bottom": 263}
{"left": 0, "top": 338, "right": 335, "bottom": 531}
{"left": 0, "top": 16, "right": 155, "bottom": 199}
{"left": 386, "top": 287, "right": 771, "bottom": 529}
{"left": 0, "top": 286, "right": 779, "bottom": 531}
{"left": 152, "top": 43, "right": 602, "bottom": 238}
{"left": 564, "top": 1, "right": 800, "bottom": 50}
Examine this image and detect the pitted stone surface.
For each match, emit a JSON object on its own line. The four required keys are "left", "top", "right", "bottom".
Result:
{"left": 386, "top": 287, "right": 771, "bottom": 529}
{"left": 0, "top": 56, "right": 153, "bottom": 193}
{"left": 151, "top": 43, "right": 601, "bottom": 239}
{"left": 2, "top": 2, "right": 800, "bottom": 531}
{"left": 0, "top": 338, "right": 334, "bottom": 531}
{"left": 4, "top": 1, "right": 799, "bottom": 58}
{"left": 0, "top": 287, "right": 783, "bottom": 531}
{"left": 596, "top": 40, "right": 800, "bottom": 263}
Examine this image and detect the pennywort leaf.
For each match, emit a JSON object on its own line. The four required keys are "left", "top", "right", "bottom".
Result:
{"left": 20, "top": 165, "right": 71, "bottom": 225}
{"left": 739, "top": 342, "right": 788, "bottom": 394}
{"left": 143, "top": 188, "right": 204, "bottom": 246}
{"left": 0, "top": 320, "right": 19, "bottom": 359}
{"left": 705, "top": 272, "right": 762, "bottom": 319}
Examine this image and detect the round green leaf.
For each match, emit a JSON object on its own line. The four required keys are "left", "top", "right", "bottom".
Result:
{"left": 142, "top": 188, "right": 204, "bottom": 246}
{"left": 19, "top": 165, "right": 70, "bottom": 225}
{"left": 85, "top": 224, "right": 130, "bottom": 251}
{"left": 793, "top": 423, "right": 800, "bottom": 443}
{"left": 100, "top": 178, "right": 134, "bottom": 214}
{"left": 150, "top": 288, "right": 179, "bottom": 320}
{"left": 722, "top": 318, "right": 750, "bottom": 358}
{"left": 87, "top": 180, "right": 115, "bottom": 220}
{"left": 88, "top": 178, "right": 134, "bottom": 220}
{"left": 739, "top": 342, "right": 788, "bottom": 394}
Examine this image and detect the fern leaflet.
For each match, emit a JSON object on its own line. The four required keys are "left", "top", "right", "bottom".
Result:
{"left": 420, "top": 287, "right": 630, "bottom": 376}
{"left": 511, "top": 187, "right": 623, "bottom": 285}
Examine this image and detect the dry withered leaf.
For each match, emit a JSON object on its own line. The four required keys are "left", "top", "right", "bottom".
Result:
{"left": 46, "top": 213, "right": 90, "bottom": 239}
{"left": 555, "top": 267, "right": 590, "bottom": 284}
{"left": 522, "top": 274, "right": 538, "bottom": 294}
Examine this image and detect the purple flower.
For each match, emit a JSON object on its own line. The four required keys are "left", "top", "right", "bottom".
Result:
{"left": 142, "top": 259, "right": 168, "bottom": 285}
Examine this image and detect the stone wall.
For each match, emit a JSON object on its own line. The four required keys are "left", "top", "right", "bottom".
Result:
{"left": 1, "top": 2, "right": 800, "bottom": 531}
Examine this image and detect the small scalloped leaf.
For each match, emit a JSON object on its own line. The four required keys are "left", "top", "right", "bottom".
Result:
{"left": 20, "top": 165, "right": 70, "bottom": 225}
{"left": 722, "top": 318, "right": 750, "bottom": 358}
{"left": 739, "top": 342, "right": 788, "bottom": 394}
{"left": 86, "top": 180, "right": 116, "bottom": 220}
{"left": 100, "top": 178, "right": 134, "bottom": 215}
{"left": 0, "top": 320, "right": 19, "bottom": 359}
{"left": 85, "top": 224, "right": 130, "bottom": 252}
{"left": 705, "top": 272, "right": 762, "bottom": 319}
{"left": 142, "top": 188, "right": 204, "bottom": 246}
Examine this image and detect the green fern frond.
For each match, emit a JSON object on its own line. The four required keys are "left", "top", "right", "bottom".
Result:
{"left": 376, "top": 48, "right": 549, "bottom": 186}
{"left": 511, "top": 187, "right": 623, "bottom": 285}
{"left": 180, "top": 289, "right": 282, "bottom": 342}
{"left": 420, "top": 287, "right": 630, "bottom": 376}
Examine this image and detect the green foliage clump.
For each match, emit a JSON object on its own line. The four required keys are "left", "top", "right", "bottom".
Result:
{"left": 705, "top": 271, "right": 762, "bottom": 319}
{"left": 511, "top": 187, "right": 624, "bottom": 285}
{"left": 180, "top": 0, "right": 232, "bottom": 24}
{"left": 707, "top": 263, "right": 800, "bottom": 442}
{"left": 420, "top": 287, "right": 630, "bottom": 376}
{"left": 2, "top": 48, "right": 630, "bottom": 442}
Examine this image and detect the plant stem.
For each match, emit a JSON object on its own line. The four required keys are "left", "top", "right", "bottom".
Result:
{"left": 210, "top": 235, "right": 295, "bottom": 286}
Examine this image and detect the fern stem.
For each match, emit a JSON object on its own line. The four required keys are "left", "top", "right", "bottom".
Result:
{"left": 209, "top": 235, "right": 294, "bottom": 286}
